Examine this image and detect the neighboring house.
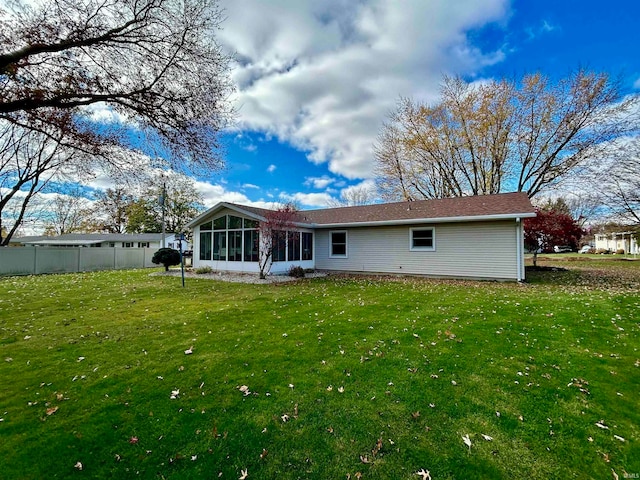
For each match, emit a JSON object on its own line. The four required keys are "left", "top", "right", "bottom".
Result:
{"left": 186, "top": 192, "right": 536, "bottom": 281}
{"left": 18, "top": 233, "right": 180, "bottom": 249}
{"left": 594, "top": 231, "right": 639, "bottom": 254}
{"left": 7, "top": 235, "right": 50, "bottom": 247}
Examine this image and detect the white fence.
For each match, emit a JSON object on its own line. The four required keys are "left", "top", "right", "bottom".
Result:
{"left": 0, "top": 247, "right": 160, "bottom": 276}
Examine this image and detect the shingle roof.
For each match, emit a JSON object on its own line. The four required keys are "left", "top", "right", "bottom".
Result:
{"left": 298, "top": 192, "right": 535, "bottom": 226}
{"left": 189, "top": 192, "right": 535, "bottom": 229}
{"left": 22, "top": 233, "right": 175, "bottom": 245}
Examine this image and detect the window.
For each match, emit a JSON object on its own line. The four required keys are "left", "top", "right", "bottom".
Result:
{"left": 213, "top": 216, "right": 226, "bottom": 230}
{"left": 200, "top": 232, "right": 212, "bottom": 260}
{"left": 228, "top": 215, "right": 243, "bottom": 229}
{"left": 410, "top": 227, "right": 435, "bottom": 250}
{"left": 138, "top": 242, "right": 150, "bottom": 248}
{"left": 200, "top": 214, "right": 262, "bottom": 263}
{"left": 302, "top": 232, "right": 313, "bottom": 260}
{"left": 287, "top": 232, "right": 301, "bottom": 261}
{"left": 330, "top": 231, "right": 347, "bottom": 257}
{"left": 123, "top": 242, "right": 134, "bottom": 248}
{"left": 228, "top": 231, "right": 242, "bottom": 261}
{"left": 244, "top": 230, "right": 259, "bottom": 262}
{"left": 108, "top": 242, "right": 115, "bottom": 248}
{"left": 272, "top": 231, "right": 286, "bottom": 262}
{"left": 213, "top": 231, "right": 227, "bottom": 260}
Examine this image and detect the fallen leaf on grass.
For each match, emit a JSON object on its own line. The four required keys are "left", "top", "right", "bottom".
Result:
{"left": 46, "top": 406, "right": 58, "bottom": 416}
{"left": 170, "top": 389, "right": 180, "bottom": 399}
{"left": 129, "top": 436, "right": 139, "bottom": 444}
{"left": 613, "top": 435, "right": 625, "bottom": 442}
{"left": 415, "top": 469, "right": 432, "bottom": 480}
{"left": 260, "top": 448, "right": 268, "bottom": 459}
{"left": 184, "top": 346, "right": 193, "bottom": 355}
{"left": 481, "top": 434, "right": 493, "bottom": 441}
{"left": 595, "top": 421, "right": 609, "bottom": 430}
{"left": 74, "top": 461, "right": 83, "bottom": 470}
{"left": 462, "top": 434, "right": 472, "bottom": 451}
{"left": 612, "top": 468, "right": 619, "bottom": 480}
{"left": 372, "top": 437, "right": 383, "bottom": 457}
{"left": 239, "top": 468, "right": 248, "bottom": 480}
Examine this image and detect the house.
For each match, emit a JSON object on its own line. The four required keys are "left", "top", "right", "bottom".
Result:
{"left": 594, "top": 231, "right": 639, "bottom": 254}
{"left": 6, "top": 235, "right": 50, "bottom": 247}
{"left": 186, "top": 192, "right": 536, "bottom": 281}
{"left": 18, "top": 233, "right": 181, "bottom": 249}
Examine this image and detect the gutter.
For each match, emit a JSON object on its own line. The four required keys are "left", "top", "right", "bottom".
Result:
{"left": 304, "top": 212, "right": 537, "bottom": 229}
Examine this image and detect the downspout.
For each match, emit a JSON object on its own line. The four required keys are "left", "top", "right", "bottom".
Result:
{"left": 516, "top": 218, "right": 523, "bottom": 282}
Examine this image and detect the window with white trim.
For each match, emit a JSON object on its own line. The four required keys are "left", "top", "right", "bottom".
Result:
{"left": 410, "top": 227, "right": 435, "bottom": 251}
{"left": 330, "top": 231, "right": 347, "bottom": 257}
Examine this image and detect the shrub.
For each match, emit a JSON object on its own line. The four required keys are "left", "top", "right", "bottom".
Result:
{"left": 288, "top": 265, "right": 305, "bottom": 278}
{"left": 194, "top": 266, "right": 213, "bottom": 274}
{"left": 152, "top": 248, "right": 181, "bottom": 271}
{"left": 616, "top": 249, "right": 625, "bottom": 255}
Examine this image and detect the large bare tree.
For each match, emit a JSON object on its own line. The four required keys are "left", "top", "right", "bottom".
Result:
{"left": 593, "top": 143, "right": 640, "bottom": 225}
{"left": 42, "top": 186, "right": 94, "bottom": 235}
{"left": 0, "top": 0, "right": 233, "bottom": 244}
{"left": 375, "top": 71, "right": 639, "bottom": 201}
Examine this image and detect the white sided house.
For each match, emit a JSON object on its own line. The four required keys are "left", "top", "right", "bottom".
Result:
{"left": 188, "top": 192, "right": 536, "bottom": 281}
{"left": 594, "top": 231, "right": 639, "bottom": 254}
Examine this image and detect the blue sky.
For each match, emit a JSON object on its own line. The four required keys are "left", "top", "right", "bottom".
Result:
{"left": 138, "top": 1, "right": 640, "bottom": 209}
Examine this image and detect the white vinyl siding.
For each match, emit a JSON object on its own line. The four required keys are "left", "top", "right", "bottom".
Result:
{"left": 315, "top": 220, "right": 520, "bottom": 281}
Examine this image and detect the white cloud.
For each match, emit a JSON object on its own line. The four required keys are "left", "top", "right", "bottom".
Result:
{"left": 220, "top": 0, "right": 509, "bottom": 179}
{"left": 304, "top": 175, "right": 335, "bottom": 189}
{"left": 279, "top": 191, "right": 334, "bottom": 208}
{"left": 267, "top": 164, "right": 277, "bottom": 173}
{"left": 634, "top": 76, "right": 640, "bottom": 90}
{"left": 242, "top": 183, "right": 260, "bottom": 189}
{"left": 193, "top": 180, "right": 275, "bottom": 209}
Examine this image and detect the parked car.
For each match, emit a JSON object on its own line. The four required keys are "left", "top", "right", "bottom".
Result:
{"left": 553, "top": 245, "right": 573, "bottom": 253}
{"left": 579, "top": 245, "right": 593, "bottom": 254}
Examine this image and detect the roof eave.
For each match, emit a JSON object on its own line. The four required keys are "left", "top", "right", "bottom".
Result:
{"left": 310, "top": 212, "right": 537, "bottom": 228}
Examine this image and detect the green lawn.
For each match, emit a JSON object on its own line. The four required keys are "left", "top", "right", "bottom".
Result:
{"left": 1, "top": 261, "right": 639, "bottom": 479}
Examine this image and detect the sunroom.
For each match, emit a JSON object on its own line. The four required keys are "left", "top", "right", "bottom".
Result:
{"left": 188, "top": 204, "right": 315, "bottom": 274}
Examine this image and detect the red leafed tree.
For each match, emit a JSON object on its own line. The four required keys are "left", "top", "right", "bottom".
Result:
{"left": 257, "top": 203, "right": 298, "bottom": 279}
{"left": 524, "top": 208, "right": 584, "bottom": 265}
